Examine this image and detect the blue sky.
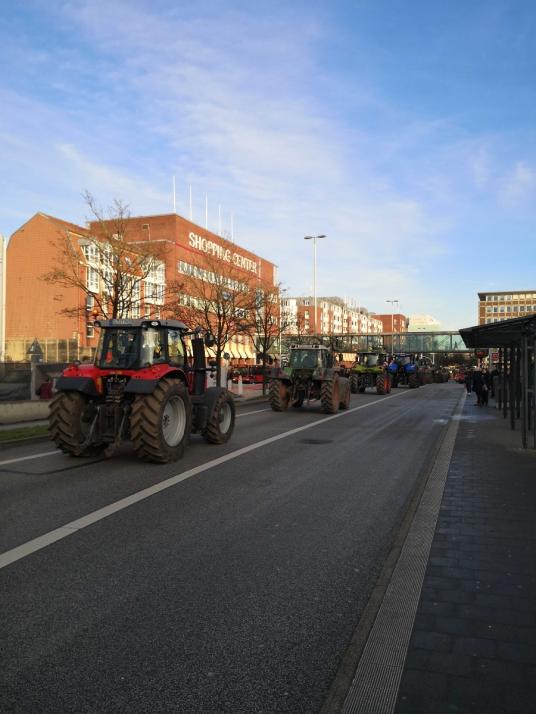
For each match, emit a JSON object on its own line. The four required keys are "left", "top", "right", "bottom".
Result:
{"left": 1, "top": 0, "right": 535, "bottom": 329}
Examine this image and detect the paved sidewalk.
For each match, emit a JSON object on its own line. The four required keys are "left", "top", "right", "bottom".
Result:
{"left": 394, "top": 394, "right": 536, "bottom": 713}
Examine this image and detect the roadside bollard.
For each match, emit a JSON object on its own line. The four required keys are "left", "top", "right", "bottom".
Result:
{"left": 238, "top": 375, "right": 243, "bottom": 396}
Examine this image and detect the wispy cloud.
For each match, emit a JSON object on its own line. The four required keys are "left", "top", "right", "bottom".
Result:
{"left": 2, "top": 0, "right": 535, "bottom": 330}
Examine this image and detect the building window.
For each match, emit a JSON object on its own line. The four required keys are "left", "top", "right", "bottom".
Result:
{"left": 87, "top": 266, "right": 99, "bottom": 292}
{"left": 86, "top": 324, "right": 94, "bottom": 339}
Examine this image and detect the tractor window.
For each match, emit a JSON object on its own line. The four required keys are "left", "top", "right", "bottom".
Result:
{"left": 97, "top": 328, "right": 140, "bottom": 369}
{"left": 167, "top": 329, "right": 185, "bottom": 367}
{"left": 140, "top": 328, "right": 165, "bottom": 366}
{"left": 289, "top": 350, "right": 320, "bottom": 369}
{"left": 364, "top": 354, "right": 380, "bottom": 367}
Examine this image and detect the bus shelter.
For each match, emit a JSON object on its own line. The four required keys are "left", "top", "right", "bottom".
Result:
{"left": 459, "top": 316, "right": 536, "bottom": 449}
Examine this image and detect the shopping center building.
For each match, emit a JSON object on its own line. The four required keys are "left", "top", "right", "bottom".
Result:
{"left": 5, "top": 211, "right": 277, "bottom": 362}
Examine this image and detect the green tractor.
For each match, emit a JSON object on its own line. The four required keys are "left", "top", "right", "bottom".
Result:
{"left": 268, "top": 344, "right": 350, "bottom": 413}
{"left": 349, "top": 352, "right": 391, "bottom": 395}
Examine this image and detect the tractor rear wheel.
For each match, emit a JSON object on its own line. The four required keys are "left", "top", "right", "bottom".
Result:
{"left": 339, "top": 378, "right": 351, "bottom": 409}
{"left": 203, "top": 390, "right": 235, "bottom": 444}
{"left": 350, "top": 374, "right": 359, "bottom": 394}
{"left": 49, "top": 391, "right": 98, "bottom": 457}
{"left": 408, "top": 374, "right": 419, "bottom": 389}
{"left": 376, "top": 374, "right": 386, "bottom": 395}
{"left": 130, "top": 378, "right": 192, "bottom": 463}
{"left": 269, "top": 379, "right": 290, "bottom": 411}
{"left": 321, "top": 377, "right": 340, "bottom": 414}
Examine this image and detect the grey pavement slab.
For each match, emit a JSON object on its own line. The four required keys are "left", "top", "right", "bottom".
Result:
{"left": 394, "top": 399, "right": 536, "bottom": 714}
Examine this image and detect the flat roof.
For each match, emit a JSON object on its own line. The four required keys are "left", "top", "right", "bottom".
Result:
{"left": 478, "top": 290, "right": 536, "bottom": 298}
{"left": 459, "top": 316, "right": 536, "bottom": 347}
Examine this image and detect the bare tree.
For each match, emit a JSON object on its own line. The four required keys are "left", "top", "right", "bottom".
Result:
{"left": 170, "top": 253, "right": 255, "bottom": 385}
{"left": 248, "top": 284, "right": 293, "bottom": 391}
{"left": 42, "top": 192, "right": 168, "bottom": 322}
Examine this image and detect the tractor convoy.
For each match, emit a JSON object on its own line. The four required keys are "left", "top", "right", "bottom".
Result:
{"left": 49, "top": 321, "right": 447, "bottom": 460}
{"left": 49, "top": 319, "right": 235, "bottom": 463}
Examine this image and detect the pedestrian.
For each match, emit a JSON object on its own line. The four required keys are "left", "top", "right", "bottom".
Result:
{"left": 472, "top": 367, "right": 485, "bottom": 406}
{"left": 464, "top": 369, "right": 472, "bottom": 395}
{"left": 481, "top": 368, "right": 491, "bottom": 406}
{"left": 36, "top": 377, "right": 53, "bottom": 400}
{"left": 490, "top": 367, "right": 499, "bottom": 399}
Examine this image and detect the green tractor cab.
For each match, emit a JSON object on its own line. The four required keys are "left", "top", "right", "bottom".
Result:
{"left": 349, "top": 352, "right": 391, "bottom": 395}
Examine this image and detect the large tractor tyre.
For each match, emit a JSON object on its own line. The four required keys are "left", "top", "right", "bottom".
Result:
{"left": 269, "top": 379, "right": 290, "bottom": 411}
{"left": 339, "top": 378, "right": 351, "bottom": 410}
{"left": 408, "top": 374, "right": 419, "bottom": 389}
{"left": 350, "top": 374, "right": 359, "bottom": 394}
{"left": 203, "top": 389, "right": 235, "bottom": 444}
{"left": 130, "top": 378, "right": 192, "bottom": 463}
{"left": 376, "top": 374, "right": 387, "bottom": 395}
{"left": 321, "top": 377, "right": 340, "bottom": 414}
{"left": 358, "top": 379, "right": 366, "bottom": 394}
{"left": 49, "top": 391, "right": 99, "bottom": 457}
{"left": 386, "top": 374, "right": 392, "bottom": 393}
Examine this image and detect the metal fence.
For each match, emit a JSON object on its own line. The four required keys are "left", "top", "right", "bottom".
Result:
{"left": 5, "top": 339, "right": 96, "bottom": 363}
{"left": 0, "top": 362, "right": 69, "bottom": 401}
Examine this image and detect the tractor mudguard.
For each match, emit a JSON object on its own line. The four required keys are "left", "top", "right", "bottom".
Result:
{"left": 124, "top": 379, "right": 160, "bottom": 394}
{"left": 55, "top": 376, "right": 100, "bottom": 397}
{"left": 191, "top": 386, "right": 228, "bottom": 431}
{"left": 125, "top": 369, "right": 187, "bottom": 394}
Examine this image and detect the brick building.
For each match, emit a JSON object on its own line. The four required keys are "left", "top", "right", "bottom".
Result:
{"left": 478, "top": 290, "right": 536, "bottom": 325}
{"left": 6, "top": 212, "right": 277, "bottom": 361}
{"left": 370, "top": 313, "right": 409, "bottom": 333}
{"left": 281, "top": 296, "right": 383, "bottom": 336}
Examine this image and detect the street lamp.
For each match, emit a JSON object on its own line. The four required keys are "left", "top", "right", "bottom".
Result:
{"left": 386, "top": 299, "right": 399, "bottom": 332}
{"left": 304, "top": 235, "right": 326, "bottom": 335}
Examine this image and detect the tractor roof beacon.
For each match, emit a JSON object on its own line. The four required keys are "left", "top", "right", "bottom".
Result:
{"left": 49, "top": 319, "right": 235, "bottom": 463}
{"left": 267, "top": 343, "right": 350, "bottom": 413}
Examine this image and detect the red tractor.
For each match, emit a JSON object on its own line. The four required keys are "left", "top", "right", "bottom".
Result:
{"left": 49, "top": 319, "right": 235, "bottom": 463}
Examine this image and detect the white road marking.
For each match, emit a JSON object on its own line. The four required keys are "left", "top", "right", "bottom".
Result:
{"left": 236, "top": 408, "right": 271, "bottom": 418}
{"left": 0, "top": 450, "right": 60, "bottom": 467}
{"left": 0, "top": 391, "right": 408, "bottom": 570}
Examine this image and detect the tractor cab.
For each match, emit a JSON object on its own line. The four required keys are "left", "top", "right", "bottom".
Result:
{"left": 288, "top": 344, "right": 333, "bottom": 370}
{"left": 94, "top": 319, "right": 188, "bottom": 371}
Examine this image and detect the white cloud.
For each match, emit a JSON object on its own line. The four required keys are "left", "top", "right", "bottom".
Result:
{"left": 500, "top": 161, "right": 536, "bottom": 204}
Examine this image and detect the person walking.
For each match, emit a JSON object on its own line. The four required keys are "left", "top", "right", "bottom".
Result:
{"left": 464, "top": 369, "right": 473, "bottom": 395}
{"left": 481, "top": 368, "right": 491, "bottom": 406}
{"left": 472, "top": 366, "right": 485, "bottom": 406}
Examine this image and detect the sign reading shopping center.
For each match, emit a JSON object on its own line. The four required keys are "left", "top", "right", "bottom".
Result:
{"left": 188, "top": 231, "right": 258, "bottom": 275}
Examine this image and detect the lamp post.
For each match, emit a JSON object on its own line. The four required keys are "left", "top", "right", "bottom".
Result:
{"left": 386, "top": 299, "right": 399, "bottom": 353}
{"left": 304, "top": 235, "right": 326, "bottom": 335}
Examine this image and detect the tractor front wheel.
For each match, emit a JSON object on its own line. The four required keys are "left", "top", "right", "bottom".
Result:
{"left": 49, "top": 391, "right": 98, "bottom": 457}
{"left": 408, "top": 374, "right": 419, "bottom": 389}
{"left": 321, "top": 378, "right": 340, "bottom": 414}
{"left": 269, "top": 380, "right": 290, "bottom": 411}
{"left": 350, "top": 374, "right": 359, "bottom": 394}
{"left": 203, "top": 389, "right": 235, "bottom": 444}
{"left": 130, "top": 378, "right": 192, "bottom": 463}
{"left": 376, "top": 374, "right": 387, "bottom": 395}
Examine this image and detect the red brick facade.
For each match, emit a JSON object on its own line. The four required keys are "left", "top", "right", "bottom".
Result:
{"left": 6, "top": 212, "right": 276, "bottom": 361}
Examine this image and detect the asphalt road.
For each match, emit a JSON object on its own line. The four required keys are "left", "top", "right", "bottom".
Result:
{"left": 1, "top": 383, "right": 463, "bottom": 713}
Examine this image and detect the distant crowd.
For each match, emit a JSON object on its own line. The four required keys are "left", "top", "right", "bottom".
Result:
{"left": 463, "top": 366, "right": 499, "bottom": 407}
